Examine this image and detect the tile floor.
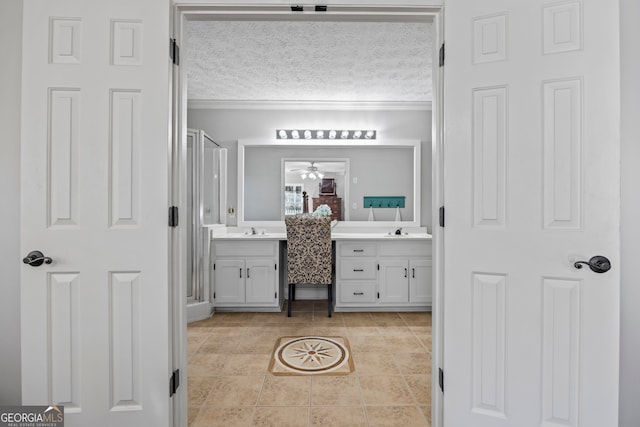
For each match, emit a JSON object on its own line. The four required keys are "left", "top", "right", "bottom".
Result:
{"left": 187, "top": 300, "right": 432, "bottom": 427}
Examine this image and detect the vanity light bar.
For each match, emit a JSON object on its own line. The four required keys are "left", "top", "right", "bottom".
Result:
{"left": 276, "top": 129, "right": 376, "bottom": 140}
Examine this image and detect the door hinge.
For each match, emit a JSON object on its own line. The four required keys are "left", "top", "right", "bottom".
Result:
{"left": 170, "top": 38, "right": 180, "bottom": 65}
{"left": 213, "top": 263, "right": 216, "bottom": 270}
{"left": 213, "top": 292, "right": 216, "bottom": 299}
{"left": 377, "top": 264, "right": 380, "bottom": 271}
{"left": 439, "top": 368, "right": 444, "bottom": 393}
{"left": 169, "top": 369, "right": 180, "bottom": 397}
{"left": 275, "top": 292, "right": 277, "bottom": 299}
{"left": 168, "top": 206, "right": 179, "bottom": 227}
{"left": 275, "top": 263, "right": 277, "bottom": 270}
{"left": 439, "top": 43, "right": 445, "bottom": 67}
{"left": 377, "top": 292, "right": 380, "bottom": 299}
{"left": 439, "top": 206, "right": 445, "bottom": 227}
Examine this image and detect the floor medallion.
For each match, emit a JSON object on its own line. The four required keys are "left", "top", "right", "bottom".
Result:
{"left": 269, "top": 336, "right": 355, "bottom": 376}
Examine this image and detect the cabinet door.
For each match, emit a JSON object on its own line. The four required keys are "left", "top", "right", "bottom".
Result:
{"left": 245, "top": 259, "right": 277, "bottom": 304}
{"left": 378, "top": 260, "right": 409, "bottom": 304}
{"left": 409, "top": 259, "right": 432, "bottom": 304}
{"left": 214, "top": 259, "right": 245, "bottom": 304}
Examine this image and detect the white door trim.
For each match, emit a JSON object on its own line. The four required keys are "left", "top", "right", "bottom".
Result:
{"left": 171, "top": 4, "right": 445, "bottom": 427}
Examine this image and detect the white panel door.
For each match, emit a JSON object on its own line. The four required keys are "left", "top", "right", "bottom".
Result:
{"left": 20, "top": 1, "right": 172, "bottom": 426}
{"left": 444, "top": 1, "right": 620, "bottom": 426}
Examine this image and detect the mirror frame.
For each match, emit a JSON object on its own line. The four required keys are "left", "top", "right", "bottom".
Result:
{"left": 237, "top": 139, "right": 421, "bottom": 228}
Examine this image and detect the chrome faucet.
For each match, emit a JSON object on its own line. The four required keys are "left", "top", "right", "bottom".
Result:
{"left": 394, "top": 227, "right": 403, "bottom": 235}
{"left": 251, "top": 227, "right": 257, "bottom": 235}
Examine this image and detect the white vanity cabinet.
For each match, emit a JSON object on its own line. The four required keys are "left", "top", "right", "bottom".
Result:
{"left": 212, "top": 240, "right": 281, "bottom": 310}
{"left": 336, "top": 239, "right": 432, "bottom": 311}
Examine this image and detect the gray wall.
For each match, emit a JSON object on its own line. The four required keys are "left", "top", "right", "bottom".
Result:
{"left": 187, "top": 108, "right": 433, "bottom": 228}
{"left": 0, "top": 0, "right": 23, "bottom": 405}
{"left": 620, "top": 0, "right": 640, "bottom": 425}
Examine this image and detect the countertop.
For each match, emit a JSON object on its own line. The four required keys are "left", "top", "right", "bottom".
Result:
{"left": 211, "top": 232, "right": 432, "bottom": 241}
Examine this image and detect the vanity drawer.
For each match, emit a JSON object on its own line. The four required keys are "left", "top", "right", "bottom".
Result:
{"left": 214, "top": 241, "right": 277, "bottom": 257}
{"left": 339, "top": 282, "right": 376, "bottom": 303}
{"left": 339, "top": 260, "right": 377, "bottom": 279}
{"left": 338, "top": 243, "right": 377, "bottom": 257}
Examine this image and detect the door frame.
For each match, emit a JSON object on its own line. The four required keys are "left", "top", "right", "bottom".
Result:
{"left": 171, "top": 4, "right": 445, "bottom": 427}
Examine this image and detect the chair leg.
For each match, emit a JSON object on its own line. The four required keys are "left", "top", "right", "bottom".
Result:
{"left": 327, "top": 285, "right": 332, "bottom": 317}
{"left": 288, "top": 283, "right": 293, "bottom": 317}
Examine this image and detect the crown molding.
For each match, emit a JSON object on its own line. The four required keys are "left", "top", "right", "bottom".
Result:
{"left": 187, "top": 99, "right": 432, "bottom": 111}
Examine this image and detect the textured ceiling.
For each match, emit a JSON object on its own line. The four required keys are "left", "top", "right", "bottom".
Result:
{"left": 186, "top": 20, "right": 434, "bottom": 104}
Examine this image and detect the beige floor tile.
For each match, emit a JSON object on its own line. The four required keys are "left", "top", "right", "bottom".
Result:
{"left": 188, "top": 353, "right": 228, "bottom": 377}
{"left": 186, "top": 301, "right": 434, "bottom": 426}
{"left": 198, "top": 335, "right": 241, "bottom": 354}
{"left": 394, "top": 352, "right": 432, "bottom": 375}
{"left": 193, "top": 407, "right": 255, "bottom": 427}
{"left": 311, "top": 375, "right": 362, "bottom": 406}
{"left": 398, "top": 312, "right": 432, "bottom": 326}
{"left": 310, "top": 406, "right": 368, "bottom": 427}
{"left": 282, "top": 311, "right": 315, "bottom": 324}
{"left": 419, "top": 405, "right": 432, "bottom": 423}
{"left": 415, "top": 333, "right": 432, "bottom": 350}
{"left": 234, "top": 335, "right": 279, "bottom": 354}
{"left": 342, "top": 312, "right": 375, "bottom": 327}
{"left": 250, "top": 312, "right": 287, "bottom": 324}
{"left": 188, "top": 377, "right": 217, "bottom": 407}
{"left": 258, "top": 375, "right": 311, "bottom": 406}
{"left": 312, "top": 326, "right": 350, "bottom": 337}
{"left": 187, "top": 335, "right": 208, "bottom": 357}
{"left": 207, "top": 325, "right": 248, "bottom": 337}
{"left": 271, "top": 325, "right": 315, "bottom": 337}
{"left": 348, "top": 335, "right": 389, "bottom": 353}
{"left": 187, "top": 406, "right": 200, "bottom": 426}
{"left": 376, "top": 326, "right": 414, "bottom": 337}
{"left": 352, "top": 353, "right": 400, "bottom": 376}
{"left": 313, "top": 311, "right": 346, "bottom": 325}
{"left": 366, "top": 405, "right": 430, "bottom": 427}
{"left": 404, "top": 374, "right": 432, "bottom": 405}
{"left": 346, "top": 326, "right": 381, "bottom": 337}
{"left": 221, "top": 353, "right": 271, "bottom": 376}
{"left": 204, "top": 376, "right": 265, "bottom": 407}
{"left": 359, "top": 376, "right": 414, "bottom": 405}
{"left": 383, "top": 335, "right": 425, "bottom": 353}
{"left": 370, "top": 312, "right": 407, "bottom": 327}
{"left": 252, "top": 407, "right": 310, "bottom": 427}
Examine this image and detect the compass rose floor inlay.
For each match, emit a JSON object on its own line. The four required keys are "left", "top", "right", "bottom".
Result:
{"left": 269, "top": 336, "right": 355, "bottom": 376}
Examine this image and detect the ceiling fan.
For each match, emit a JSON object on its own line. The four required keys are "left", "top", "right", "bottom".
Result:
{"left": 291, "top": 162, "right": 324, "bottom": 180}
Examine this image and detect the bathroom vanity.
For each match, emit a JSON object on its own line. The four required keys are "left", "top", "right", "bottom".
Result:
{"left": 210, "top": 231, "right": 432, "bottom": 312}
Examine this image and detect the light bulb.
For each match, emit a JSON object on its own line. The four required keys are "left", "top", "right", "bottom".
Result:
{"left": 291, "top": 130, "right": 300, "bottom": 139}
{"left": 365, "top": 130, "right": 375, "bottom": 139}
{"left": 304, "top": 130, "right": 312, "bottom": 139}
{"left": 309, "top": 172, "right": 316, "bottom": 179}
{"left": 278, "top": 129, "right": 288, "bottom": 139}
{"left": 329, "top": 130, "right": 337, "bottom": 139}
{"left": 353, "top": 130, "right": 362, "bottom": 139}
{"left": 341, "top": 130, "right": 349, "bottom": 139}
{"left": 317, "top": 172, "right": 324, "bottom": 179}
{"left": 301, "top": 173, "right": 307, "bottom": 179}
{"left": 316, "top": 130, "right": 324, "bottom": 139}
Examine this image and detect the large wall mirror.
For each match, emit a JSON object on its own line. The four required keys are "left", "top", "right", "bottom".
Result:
{"left": 238, "top": 139, "right": 421, "bottom": 227}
